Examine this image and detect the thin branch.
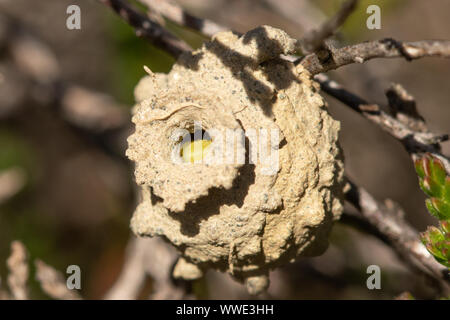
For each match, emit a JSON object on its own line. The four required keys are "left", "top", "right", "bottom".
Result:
{"left": 138, "top": 0, "right": 229, "bottom": 38}
{"left": 35, "top": 260, "right": 81, "bottom": 300}
{"left": 6, "top": 241, "right": 29, "bottom": 300}
{"left": 314, "top": 73, "right": 443, "bottom": 144}
{"left": 344, "top": 180, "right": 450, "bottom": 296}
{"left": 139, "top": 0, "right": 357, "bottom": 55}
{"left": 314, "top": 74, "right": 450, "bottom": 173}
{"left": 302, "top": 39, "right": 450, "bottom": 75}
{"left": 3, "top": 241, "right": 83, "bottom": 300}
{"left": 98, "top": 0, "right": 191, "bottom": 59}
{"left": 101, "top": 1, "right": 450, "bottom": 80}
{"left": 104, "top": 236, "right": 190, "bottom": 300}
{"left": 104, "top": 237, "right": 149, "bottom": 300}
{"left": 297, "top": 0, "right": 359, "bottom": 54}
{"left": 318, "top": 71, "right": 450, "bottom": 294}
{"left": 319, "top": 72, "right": 450, "bottom": 294}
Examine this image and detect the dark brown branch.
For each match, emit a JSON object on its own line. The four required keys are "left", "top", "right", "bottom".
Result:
{"left": 138, "top": 0, "right": 229, "bottom": 38}
{"left": 317, "top": 67, "right": 450, "bottom": 294}
{"left": 344, "top": 180, "right": 450, "bottom": 296}
{"left": 98, "top": 0, "right": 192, "bottom": 59}
{"left": 302, "top": 39, "right": 450, "bottom": 74}
{"left": 315, "top": 52, "right": 450, "bottom": 296}
{"left": 297, "top": 0, "right": 358, "bottom": 54}
{"left": 318, "top": 71, "right": 450, "bottom": 293}
{"left": 314, "top": 74, "right": 450, "bottom": 173}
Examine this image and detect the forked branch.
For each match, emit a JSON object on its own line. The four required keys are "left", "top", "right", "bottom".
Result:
{"left": 302, "top": 39, "right": 450, "bottom": 74}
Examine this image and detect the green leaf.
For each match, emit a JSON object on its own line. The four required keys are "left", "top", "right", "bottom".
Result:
{"left": 427, "top": 226, "right": 444, "bottom": 244}
{"left": 422, "top": 177, "right": 442, "bottom": 198}
{"left": 439, "top": 241, "right": 449, "bottom": 257}
{"left": 441, "top": 220, "right": 450, "bottom": 235}
{"left": 415, "top": 158, "right": 426, "bottom": 179}
{"left": 415, "top": 154, "right": 450, "bottom": 269}
{"left": 422, "top": 155, "right": 432, "bottom": 177}
{"left": 444, "top": 177, "right": 450, "bottom": 202}
{"left": 426, "top": 199, "right": 443, "bottom": 220}
{"left": 431, "top": 198, "right": 450, "bottom": 220}
{"left": 421, "top": 228, "right": 446, "bottom": 261}
{"left": 430, "top": 157, "right": 447, "bottom": 185}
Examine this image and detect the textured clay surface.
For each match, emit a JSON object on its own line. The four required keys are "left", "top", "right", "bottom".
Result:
{"left": 127, "top": 26, "right": 345, "bottom": 294}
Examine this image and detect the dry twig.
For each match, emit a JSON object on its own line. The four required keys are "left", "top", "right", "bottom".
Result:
{"left": 297, "top": 0, "right": 359, "bottom": 54}
{"left": 98, "top": 0, "right": 191, "bottom": 59}
{"left": 35, "top": 260, "right": 82, "bottom": 300}
{"left": 104, "top": 237, "right": 150, "bottom": 300}
{"left": 318, "top": 73, "right": 450, "bottom": 294}
{"left": 104, "top": 236, "right": 190, "bottom": 300}
{"left": 302, "top": 39, "right": 450, "bottom": 75}
{"left": 3, "top": 241, "right": 83, "bottom": 300}
{"left": 6, "top": 241, "right": 29, "bottom": 300}
{"left": 314, "top": 74, "right": 450, "bottom": 173}
{"left": 138, "top": 0, "right": 229, "bottom": 38}
{"left": 344, "top": 180, "right": 450, "bottom": 296}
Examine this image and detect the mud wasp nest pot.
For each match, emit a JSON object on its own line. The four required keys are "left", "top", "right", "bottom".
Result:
{"left": 127, "top": 26, "right": 344, "bottom": 294}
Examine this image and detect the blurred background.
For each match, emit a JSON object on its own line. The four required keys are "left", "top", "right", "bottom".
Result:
{"left": 0, "top": 0, "right": 449, "bottom": 299}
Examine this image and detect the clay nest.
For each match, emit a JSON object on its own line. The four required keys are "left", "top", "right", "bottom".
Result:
{"left": 126, "top": 26, "right": 345, "bottom": 294}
